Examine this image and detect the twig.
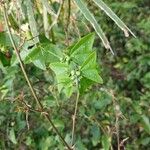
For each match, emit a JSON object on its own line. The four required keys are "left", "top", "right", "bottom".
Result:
{"left": 71, "top": 88, "right": 80, "bottom": 146}
{"left": 72, "top": 18, "right": 81, "bottom": 38}
{"left": 67, "top": 0, "right": 71, "bottom": 28}
{"left": 25, "top": 110, "right": 30, "bottom": 130}
{"left": 3, "top": 4, "right": 72, "bottom": 150}
{"left": 111, "top": 90, "right": 120, "bottom": 150}
{"left": 47, "top": 0, "right": 64, "bottom": 33}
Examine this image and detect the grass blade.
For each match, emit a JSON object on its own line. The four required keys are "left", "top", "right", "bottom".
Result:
{"left": 16, "top": 0, "right": 25, "bottom": 20}
{"left": 43, "top": 4, "right": 50, "bottom": 39}
{"left": 74, "top": 0, "right": 114, "bottom": 54}
{"left": 26, "top": 0, "right": 39, "bottom": 43}
{"left": 41, "top": 0, "right": 57, "bottom": 17}
{"left": 93, "top": 0, "right": 136, "bottom": 37}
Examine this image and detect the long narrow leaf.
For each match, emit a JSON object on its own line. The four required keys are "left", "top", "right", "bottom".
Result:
{"left": 74, "top": 0, "right": 114, "bottom": 54}
{"left": 43, "top": 4, "right": 50, "bottom": 39}
{"left": 26, "top": 0, "right": 39, "bottom": 43}
{"left": 41, "top": 0, "right": 57, "bottom": 17}
{"left": 93, "top": 0, "right": 136, "bottom": 37}
{"left": 16, "top": 0, "right": 25, "bottom": 20}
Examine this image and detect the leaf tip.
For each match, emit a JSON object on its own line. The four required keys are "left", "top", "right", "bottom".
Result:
{"left": 123, "top": 27, "right": 136, "bottom": 38}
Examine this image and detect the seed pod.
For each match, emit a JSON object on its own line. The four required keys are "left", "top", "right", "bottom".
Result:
{"left": 71, "top": 70, "right": 75, "bottom": 75}
{"left": 60, "top": 57, "right": 63, "bottom": 62}
{"left": 76, "top": 71, "right": 80, "bottom": 76}
{"left": 78, "top": 66, "right": 82, "bottom": 70}
{"left": 78, "top": 76, "right": 83, "bottom": 81}
{"left": 71, "top": 76, "right": 75, "bottom": 80}
{"left": 66, "top": 56, "right": 70, "bottom": 62}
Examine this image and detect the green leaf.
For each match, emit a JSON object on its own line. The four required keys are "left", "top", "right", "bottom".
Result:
{"left": 82, "top": 69, "right": 103, "bottom": 83}
{"left": 81, "top": 51, "right": 97, "bottom": 70}
{"left": 25, "top": 44, "right": 61, "bottom": 63}
{"left": 33, "top": 59, "right": 46, "bottom": 70}
{"left": 69, "top": 33, "right": 95, "bottom": 65}
{"left": 76, "top": 139, "right": 87, "bottom": 150}
{"left": 43, "top": 4, "right": 50, "bottom": 39}
{"left": 53, "top": 119, "right": 65, "bottom": 130}
{"left": 57, "top": 75, "right": 72, "bottom": 95}
{"left": 63, "top": 83, "right": 73, "bottom": 98}
{"left": 93, "top": 91, "right": 112, "bottom": 110}
{"left": 90, "top": 124, "right": 100, "bottom": 146}
{"left": 41, "top": 0, "right": 56, "bottom": 17}
{"left": 9, "top": 128, "right": 17, "bottom": 144}
{"left": 81, "top": 52, "right": 103, "bottom": 83}
{"left": 0, "top": 52, "right": 10, "bottom": 67}
{"left": 0, "top": 32, "right": 11, "bottom": 47}
{"left": 24, "top": 43, "right": 62, "bottom": 70}
{"left": 11, "top": 42, "right": 31, "bottom": 66}
{"left": 141, "top": 115, "right": 150, "bottom": 134}
{"left": 49, "top": 34, "right": 102, "bottom": 96}
{"left": 50, "top": 62, "right": 68, "bottom": 76}
{"left": 79, "top": 77, "right": 94, "bottom": 94}
{"left": 74, "top": 0, "right": 113, "bottom": 54}
{"left": 102, "top": 135, "right": 111, "bottom": 150}
{"left": 69, "top": 33, "right": 95, "bottom": 55}
{"left": 16, "top": 0, "right": 25, "bottom": 20}
{"left": 93, "top": 0, "right": 135, "bottom": 37}
{"left": 0, "top": 32, "right": 20, "bottom": 47}
{"left": 8, "top": 14, "right": 19, "bottom": 31}
{"left": 50, "top": 62, "right": 73, "bottom": 97}
{"left": 141, "top": 72, "right": 150, "bottom": 88}
{"left": 25, "top": 137, "right": 32, "bottom": 146}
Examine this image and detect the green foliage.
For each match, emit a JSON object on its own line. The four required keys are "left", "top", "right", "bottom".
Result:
{"left": 50, "top": 33, "right": 102, "bottom": 97}
{"left": 0, "top": 0, "right": 149, "bottom": 149}
{"left": 74, "top": 0, "right": 111, "bottom": 51}
{"left": 24, "top": 43, "right": 62, "bottom": 70}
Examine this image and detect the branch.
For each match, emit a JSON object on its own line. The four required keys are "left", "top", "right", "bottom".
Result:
{"left": 71, "top": 87, "right": 80, "bottom": 146}
{"left": 3, "top": 4, "right": 72, "bottom": 150}
{"left": 47, "top": 0, "right": 64, "bottom": 32}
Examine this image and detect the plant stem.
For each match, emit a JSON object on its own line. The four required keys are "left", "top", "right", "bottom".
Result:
{"left": 48, "top": 15, "right": 56, "bottom": 44}
{"left": 67, "top": 0, "right": 71, "bottom": 28}
{"left": 111, "top": 90, "right": 120, "bottom": 150}
{"left": 48, "top": 0, "right": 64, "bottom": 33}
{"left": 3, "top": 4, "right": 72, "bottom": 150}
{"left": 71, "top": 88, "right": 80, "bottom": 146}
{"left": 43, "top": 4, "right": 50, "bottom": 39}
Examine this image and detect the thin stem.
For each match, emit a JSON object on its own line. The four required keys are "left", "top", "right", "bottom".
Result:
{"left": 67, "top": 0, "right": 71, "bottom": 28}
{"left": 48, "top": 15, "right": 55, "bottom": 44}
{"left": 3, "top": 5, "right": 72, "bottom": 150}
{"left": 116, "top": 117, "right": 120, "bottom": 150}
{"left": 111, "top": 90, "right": 120, "bottom": 150}
{"left": 71, "top": 87, "right": 80, "bottom": 146}
{"left": 48, "top": 0, "right": 64, "bottom": 32}
{"left": 43, "top": 4, "right": 50, "bottom": 39}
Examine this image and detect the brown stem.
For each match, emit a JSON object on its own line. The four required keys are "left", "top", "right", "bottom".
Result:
{"left": 3, "top": 4, "right": 72, "bottom": 150}
{"left": 71, "top": 89, "right": 80, "bottom": 146}
{"left": 67, "top": 0, "right": 71, "bottom": 28}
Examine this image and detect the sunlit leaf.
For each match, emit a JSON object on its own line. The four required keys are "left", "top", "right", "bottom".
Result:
{"left": 74, "top": 0, "right": 114, "bottom": 54}
{"left": 90, "top": 124, "right": 100, "bottom": 146}
{"left": 41, "top": 0, "right": 56, "bottom": 17}
{"left": 141, "top": 115, "right": 150, "bottom": 134}
{"left": 102, "top": 135, "right": 111, "bottom": 150}
{"left": 24, "top": 43, "right": 62, "bottom": 70}
{"left": 93, "top": 0, "right": 136, "bottom": 37}
{"left": 9, "top": 128, "right": 17, "bottom": 144}
{"left": 70, "top": 33, "right": 95, "bottom": 65}
{"left": 81, "top": 52, "right": 103, "bottom": 83}
{"left": 50, "top": 62, "right": 73, "bottom": 97}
